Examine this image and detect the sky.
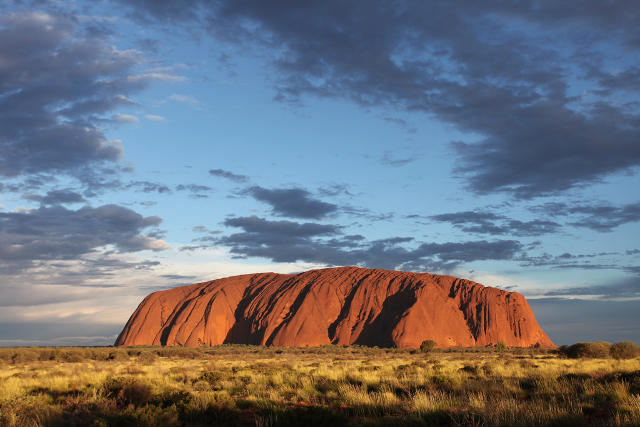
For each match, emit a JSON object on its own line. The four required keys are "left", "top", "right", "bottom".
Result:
{"left": 0, "top": 0, "right": 639, "bottom": 347}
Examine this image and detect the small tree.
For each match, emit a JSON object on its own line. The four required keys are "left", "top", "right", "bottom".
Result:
{"left": 610, "top": 341, "right": 640, "bottom": 359}
{"left": 496, "top": 341, "right": 507, "bottom": 352}
{"left": 420, "top": 339, "right": 437, "bottom": 353}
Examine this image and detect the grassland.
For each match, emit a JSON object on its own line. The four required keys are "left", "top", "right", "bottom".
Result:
{"left": 0, "top": 345, "right": 639, "bottom": 426}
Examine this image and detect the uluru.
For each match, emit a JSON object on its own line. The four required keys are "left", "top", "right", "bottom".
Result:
{"left": 115, "top": 266, "right": 554, "bottom": 348}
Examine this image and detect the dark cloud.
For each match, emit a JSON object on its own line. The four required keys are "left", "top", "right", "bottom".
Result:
{"left": 160, "top": 274, "right": 197, "bottom": 281}
{"left": 246, "top": 186, "right": 338, "bottom": 219}
{"left": 0, "top": 204, "right": 167, "bottom": 269}
{"left": 0, "top": 11, "right": 157, "bottom": 185}
{"left": 212, "top": 215, "right": 522, "bottom": 271}
{"left": 516, "top": 251, "right": 640, "bottom": 276}
{"left": 119, "top": 0, "right": 640, "bottom": 198}
{"left": 209, "top": 168, "right": 249, "bottom": 183}
{"left": 175, "top": 184, "right": 213, "bottom": 198}
{"left": 430, "top": 211, "right": 561, "bottom": 236}
{"left": 542, "top": 277, "right": 640, "bottom": 299}
{"left": 531, "top": 201, "right": 640, "bottom": 232}
{"left": 176, "top": 184, "right": 212, "bottom": 192}
{"left": 0, "top": 322, "right": 121, "bottom": 347}
{"left": 23, "top": 189, "right": 86, "bottom": 206}
{"left": 380, "top": 151, "right": 416, "bottom": 167}
{"left": 317, "top": 183, "right": 355, "bottom": 198}
{"left": 529, "top": 298, "right": 640, "bottom": 345}
{"left": 567, "top": 202, "right": 640, "bottom": 232}
{"left": 224, "top": 215, "right": 339, "bottom": 239}
{"left": 126, "top": 181, "right": 172, "bottom": 194}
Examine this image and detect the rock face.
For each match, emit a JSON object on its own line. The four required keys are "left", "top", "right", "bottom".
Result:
{"left": 115, "top": 266, "right": 554, "bottom": 348}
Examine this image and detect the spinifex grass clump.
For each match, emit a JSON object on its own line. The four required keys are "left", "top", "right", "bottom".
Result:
{"left": 0, "top": 344, "right": 638, "bottom": 426}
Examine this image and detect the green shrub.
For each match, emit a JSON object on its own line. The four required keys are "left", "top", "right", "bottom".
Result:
{"left": 561, "top": 342, "right": 611, "bottom": 358}
{"left": 419, "top": 340, "right": 437, "bottom": 353}
{"left": 495, "top": 341, "right": 507, "bottom": 352}
{"left": 610, "top": 341, "right": 640, "bottom": 359}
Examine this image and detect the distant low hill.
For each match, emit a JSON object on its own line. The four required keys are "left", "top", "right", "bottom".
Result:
{"left": 116, "top": 266, "right": 554, "bottom": 348}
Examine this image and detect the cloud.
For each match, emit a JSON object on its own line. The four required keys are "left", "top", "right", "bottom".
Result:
{"left": 515, "top": 250, "right": 640, "bottom": 276}
{"left": 0, "top": 204, "right": 167, "bottom": 269}
{"left": 125, "top": 180, "right": 172, "bottom": 194}
{"left": 0, "top": 11, "right": 156, "bottom": 184}
{"left": 245, "top": 186, "right": 338, "bottom": 219}
{"left": 119, "top": 1, "right": 640, "bottom": 198}
{"left": 530, "top": 298, "right": 640, "bottom": 345}
{"left": 23, "top": 189, "right": 86, "bottom": 206}
{"left": 531, "top": 201, "right": 640, "bottom": 232}
{"left": 0, "top": 322, "right": 121, "bottom": 346}
{"left": 430, "top": 210, "right": 561, "bottom": 236}
{"left": 208, "top": 168, "right": 249, "bottom": 183}
{"left": 175, "top": 183, "right": 213, "bottom": 198}
{"left": 380, "top": 151, "right": 416, "bottom": 167}
{"left": 167, "top": 93, "right": 203, "bottom": 109}
{"left": 145, "top": 114, "right": 166, "bottom": 121}
{"left": 112, "top": 113, "right": 139, "bottom": 123}
{"left": 211, "top": 215, "right": 522, "bottom": 271}
{"left": 541, "top": 277, "right": 640, "bottom": 300}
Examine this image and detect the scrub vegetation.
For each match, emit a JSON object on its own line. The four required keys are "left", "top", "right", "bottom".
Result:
{"left": 0, "top": 343, "right": 639, "bottom": 426}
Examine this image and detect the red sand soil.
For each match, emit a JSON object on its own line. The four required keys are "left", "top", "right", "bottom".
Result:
{"left": 115, "top": 266, "right": 554, "bottom": 348}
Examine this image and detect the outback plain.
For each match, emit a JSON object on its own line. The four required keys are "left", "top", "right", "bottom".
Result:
{"left": 1, "top": 343, "right": 639, "bottom": 426}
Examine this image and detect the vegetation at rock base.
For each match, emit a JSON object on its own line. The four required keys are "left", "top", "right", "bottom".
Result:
{"left": 0, "top": 344, "right": 638, "bottom": 426}
{"left": 419, "top": 340, "right": 436, "bottom": 353}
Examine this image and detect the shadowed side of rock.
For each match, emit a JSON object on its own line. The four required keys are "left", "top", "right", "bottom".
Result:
{"left": 115, "top": 266, "right": 555, "bottom": 348}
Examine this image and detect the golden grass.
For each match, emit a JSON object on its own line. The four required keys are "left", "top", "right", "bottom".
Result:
{"left": 0, "top": 345, "right": 638, "bottom": 426}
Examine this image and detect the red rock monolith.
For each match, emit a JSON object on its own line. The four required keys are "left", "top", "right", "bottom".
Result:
{"left": 115, "top": 266, "right": 554, "bottom": 348}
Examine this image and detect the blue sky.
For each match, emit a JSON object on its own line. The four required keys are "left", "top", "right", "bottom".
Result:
{"left": 0, "top": 1, "right": 639, "bottom": 346}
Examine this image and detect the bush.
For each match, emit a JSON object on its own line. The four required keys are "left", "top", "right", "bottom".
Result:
{"left": 610, "top": 341, "right": 640, "bottom": 359}
{"left": 138, "top": 351, "right": 157, "bottom": 365}
{"left": 495, "top": 341, "right": 507, "bottom": 352}
{"left": 11, "top": 350, "right": 39, "bottom": 364}
{"left": 102, "top": 377, "right": 153, "bottom": 407}
{"left": 561, "top": 342, "right": 611, "bottom": 358}
{"left": 58, "top": 351, "right": 85, "bottom": 363}
{"left": 107, "top": 350, "right": 129, "bottom": 361}
{"left": 420, "top": 340, "right": 437, "bottom": 353}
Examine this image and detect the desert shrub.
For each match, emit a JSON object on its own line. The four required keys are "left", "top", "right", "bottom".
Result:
{"left": 495, "top": 341, "right": 507, "bottom": 352}
{"left": 138, "top": 351, "right": 157, "bottom": 364}
{"left": 561, "top": 342, "right": 611, "bottom": 358}
{"left": 11, "top": 349, "right": 39, "bottom": 364}
{"left": 107, "top": 349, "right": 129, "bottom": 361}
{"left": 154, "top": 389, "right": 193, "bottom": 409}
{"left": 0, "top": 348, "right": 13, "bottom": 362}
{"left": 58, "top": 350, "right": 85, "bottom": 363}
{"left": 255, "top": 406, "right": 349, "bottom": 427}
{"left": 420, "top": 340, "right": 437, "bottom": 353}
{"left": 37, "top": 348, "right": 57, "bottom": 361}
{"left": 481, "top": 364, "right": 494, "bottom": 376}
{"left": 459, "top": 365, "right": 479, "bottom": 375}
{"left": 101, "top": 377, "right": 154, "bottom": 407}
{"left": 196, "top": 371, "right": 225, "bottom": 390}
{"left": 610, "top": 341, "right": 640, "bottom": 359}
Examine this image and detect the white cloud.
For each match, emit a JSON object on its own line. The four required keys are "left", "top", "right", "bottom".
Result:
{"left": 168, "top": 93, "right": 204, "bottom": 109}
{"left": 113, "top": 113, "right": 139, "bottom": 123}
{"left": 127, "top": 73, "right": 186, "bottom": 82}
{"left": 145, "top": 114, "right": 166, "bottom": 122}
